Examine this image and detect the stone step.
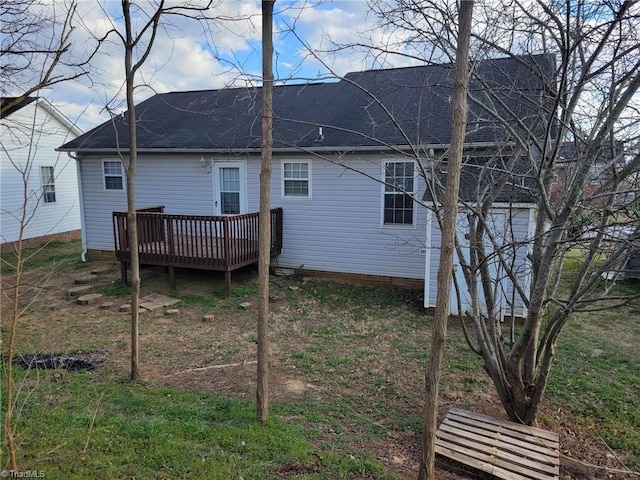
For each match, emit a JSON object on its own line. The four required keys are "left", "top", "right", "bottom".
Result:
{"left": 91, "top": 265, "right": 111, "bottom": 275}
{"left": 74, "top": 274, "right": 98, "bottom": 284}
{"left": 76, "top": 293, "right": 104, "bottom": 305}
{"left": 68, "top": 285, "right": 93, "bottom": 297}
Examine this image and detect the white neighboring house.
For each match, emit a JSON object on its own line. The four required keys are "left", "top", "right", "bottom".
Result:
{"left": 1, "top": 97, "right": 82, "bottom": 250}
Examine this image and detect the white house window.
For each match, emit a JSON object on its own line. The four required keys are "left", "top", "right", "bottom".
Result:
{"left": 383, "top": 161, "right": 415, "bottom": 226}
{"left": 219, "top": 167, "right": 241, "bottom": 214}
{"left": 283, "top": 161, "right": 310, "bottom": 197}
{"left": 40, "top": 166, "right": 56, "bottom": 203}
{"left": 588, "top": 164, "right": 605, "bottom": 186}
{"left": 103, "top": 161, "right": 124, "bottom": 190}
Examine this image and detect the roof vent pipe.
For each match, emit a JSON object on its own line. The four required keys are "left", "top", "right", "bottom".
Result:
{"left": 314, "top": 127, "right": 324, "bottom": 142}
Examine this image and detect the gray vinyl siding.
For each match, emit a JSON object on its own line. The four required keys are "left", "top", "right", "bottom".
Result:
{"left": 80, "top": 152, "right": 428, "bottom": 280}
{"left": 0, "top": 101, "right": 81, "bottom": 243}
{"left": 80, "top": 154, "right": 216, "bottom": 251}
{"left": 79, "top": 150, "right": 533, "bottom": 300}
{"left": 263, "top": 154, "right": 427, "bottom": 279}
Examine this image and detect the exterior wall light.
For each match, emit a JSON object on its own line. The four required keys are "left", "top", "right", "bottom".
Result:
{"left": 200, "top": 156, "right": 211, "bottom": 174}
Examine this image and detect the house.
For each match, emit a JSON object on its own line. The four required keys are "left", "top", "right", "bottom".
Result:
{"left": 1, "top": 97, "right": 82, "bottom": 251}
{"left": 58, "top": 54, "right": 556, "bottom": 315}
{"left": 551, "top": 140, "right": 628, "bottom": 204}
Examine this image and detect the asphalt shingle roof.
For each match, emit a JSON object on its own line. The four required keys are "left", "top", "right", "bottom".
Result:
{"left": 422, "top": 155, "right": 539, "bottom": 204}
{"left": 1, "top": 97, "right": 37, "bottom": 118}
{"left": 60, "top": 54, "right": 555, "bottom": 152}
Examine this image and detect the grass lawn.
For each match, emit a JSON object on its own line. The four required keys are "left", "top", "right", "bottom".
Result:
{"left": 1, "top": 240, "right": 86, "bottom": 275}
{"left": 1, "top": 239, "right": 639, "bottom": 478}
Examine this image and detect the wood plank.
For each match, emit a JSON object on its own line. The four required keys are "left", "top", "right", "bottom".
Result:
{"left": 435, "top": 444, "right": 546, "bottom": 480}
{"left": 446, "top": 411, "right": 559, "bottom": 448}
{"left": 436, "top": 430, "right": 558, "bottom": 475}
{"left": 438, "top": 422, "right": 559, "bottom": 467}
{"left": 441, "top": 418, "right": 559, "bottom": 457}
{"left": 436, "top": 408, "right": 559, "bottom": 480}
{"left": 449, "top": 407, "right": 559, "bottom": 442}
{"left": 435, "top": 436, "right": 557, "bottom": 480}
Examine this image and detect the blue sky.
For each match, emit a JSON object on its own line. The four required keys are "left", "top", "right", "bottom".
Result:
{"left": 44, "top": 0, "right": 416, "bottom": 132}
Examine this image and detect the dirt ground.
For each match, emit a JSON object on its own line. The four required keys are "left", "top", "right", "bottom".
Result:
{"left": 2, "top": 261, "right": 637, "bottom": 479}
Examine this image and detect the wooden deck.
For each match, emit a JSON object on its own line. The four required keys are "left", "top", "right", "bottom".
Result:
{"left": 113, "top": 206, "right": 283, "bottom": 295}
{"left": 436, "top": 407, "right": 559, "bottom": 480}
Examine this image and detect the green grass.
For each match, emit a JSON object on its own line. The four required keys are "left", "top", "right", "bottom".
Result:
{"left": 99, "top": 282, "right": 131, "bottom": 297}
{"left": 539, "top": 249, "right": 640, "bottom": 467}
{"left": 546, "top": 303, "right": 640, "bottom": 465}
{"left": 1, "top": 239, "right": 83, "bottom": 275}
{"left": 303, "top": 281, "right": 410, "bottom": 309}
{"left": 171, "top": 293, "right": 219, "bottom": 309}
{"left": 232, "top": 281, "right": 258, "bottom": 298}
{"left": 1, "top": 370, "right": 396, "bottom": 479}
{"left": 170, "top": 281, "right": 258, "bottom": 310}
{"left": 3, "top": 239, "right": 639, "bottom": 475}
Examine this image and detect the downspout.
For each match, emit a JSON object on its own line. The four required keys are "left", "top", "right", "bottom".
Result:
{"left": 68, "top": 152, "right": 88, "bottom": 262}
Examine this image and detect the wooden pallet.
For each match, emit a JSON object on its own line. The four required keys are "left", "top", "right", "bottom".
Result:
{"left": 436, "top": 407, "right": 559, "bottom": 480}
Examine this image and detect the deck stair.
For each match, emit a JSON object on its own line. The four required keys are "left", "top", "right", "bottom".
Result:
{"left": 436, "top": 407, "right": 559, "bottom": 480}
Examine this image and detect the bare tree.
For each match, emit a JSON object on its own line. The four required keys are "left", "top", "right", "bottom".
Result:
{"left": 285, "top": 0, "right": 639, "bottom": 429}
{"left": 1, "top": 0, "right": 93, "bottom": 468}
{"left": 0, "top": 99, "right": 79, "bottom": 471}
{"left": 1, "top": 0, "right": 92, "bottom": 116}
{"left": 257, "top": 0, "right": 275, "bottom": 423}
{"left": 365, "top": 0, "right": 640, "bottom": 425}
{"left": 419, "top": 3, "right": 473, "bottom": 478}
{"left": 98, "top": 0, "right": 215, "bottom": 380}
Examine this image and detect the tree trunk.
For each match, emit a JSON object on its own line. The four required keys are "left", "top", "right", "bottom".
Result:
{"left": 123, "top": 0, "right": 140, "bottom": 380}
{"left": 257, "top": 0, "right": 275, "bottom": 423}
{"left": 4, "top": 218, "right": 27, "bottom": 472}
{"left": 418, "top": 2, "right": 473, "bottom": 479}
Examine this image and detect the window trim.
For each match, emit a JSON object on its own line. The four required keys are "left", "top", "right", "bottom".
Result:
{"left": 281, "top": 160, "right": 312, "bottom": 199}
{"left": 40, "top": 165, "right": 56, "bottom": 204}
{"left": 381, "top": 160, "right": 417, "bottom": 228}
{"left": 102, "top": 159, "right": 125, "bottom": 191}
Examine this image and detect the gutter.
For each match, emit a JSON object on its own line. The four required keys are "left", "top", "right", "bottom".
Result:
{"left": 56, "top": 141, "right": 516, "bottom": 156}
{"left": 68, "top": 152, "right": 87, "bottom": 262}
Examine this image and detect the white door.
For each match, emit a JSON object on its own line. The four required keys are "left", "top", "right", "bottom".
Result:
{"left": 213, "top": 162, "right": 247, "bottom": 215}
{"left": 450, "top": 211, "right": 507, "bottom": 317}
{"left": 451, "top": 212, "right": 473, "bottom": 315}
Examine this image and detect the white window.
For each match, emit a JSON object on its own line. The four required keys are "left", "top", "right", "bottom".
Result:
{"left": 40, "top": 166, "right": 56, "bottom": 204}
{"left": 588, "top": 163, "right": 605, "bottom": 186}
{"left": 282, "top": 161, "right": 310, "bottom": 198}
{"left": 103, "top": 160, "right": 124, "bottom": 191}
{"left": 383, "top": 161, "right": 415, "bottom": 226}
{"left": 219, "top": 166, "right": 241, "bottom": 214}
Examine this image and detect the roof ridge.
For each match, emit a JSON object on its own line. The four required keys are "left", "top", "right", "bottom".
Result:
{"left": 159, "top": 80, "right": 335, "bottom": 97}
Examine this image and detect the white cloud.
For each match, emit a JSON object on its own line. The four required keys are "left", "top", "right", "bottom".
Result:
{"left": 273, "top": 0, "right": 421, "bottom": 81}
{"left": 44, "top": 0, "right": 401, "bottom": 131}
{"left": 48, "top": 1, "right": 266, "bottom": 130}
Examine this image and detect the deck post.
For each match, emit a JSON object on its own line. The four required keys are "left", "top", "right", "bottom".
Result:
{"left": 121, "top": 262, "right": 128, "bottom": 286}
{"left": 223, "top": 216, "right": 233, "bottom": 297}
{"left": 225, "top": 270, "right": 232, "bottom": 297}
{"left": 169, "top": 266, "right": 176, "bottom": 292}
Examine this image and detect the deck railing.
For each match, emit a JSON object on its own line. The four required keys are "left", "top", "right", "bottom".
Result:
{"left": 113, "top": 207, "right": 283, "bottom": 272}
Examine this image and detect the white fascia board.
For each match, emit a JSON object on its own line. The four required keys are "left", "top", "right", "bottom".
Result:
{"left": 57, "top": 141, "right": 516, "bottom": 155}
{"left": 37, "top": 98, "right": 84, "bottom": 136}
